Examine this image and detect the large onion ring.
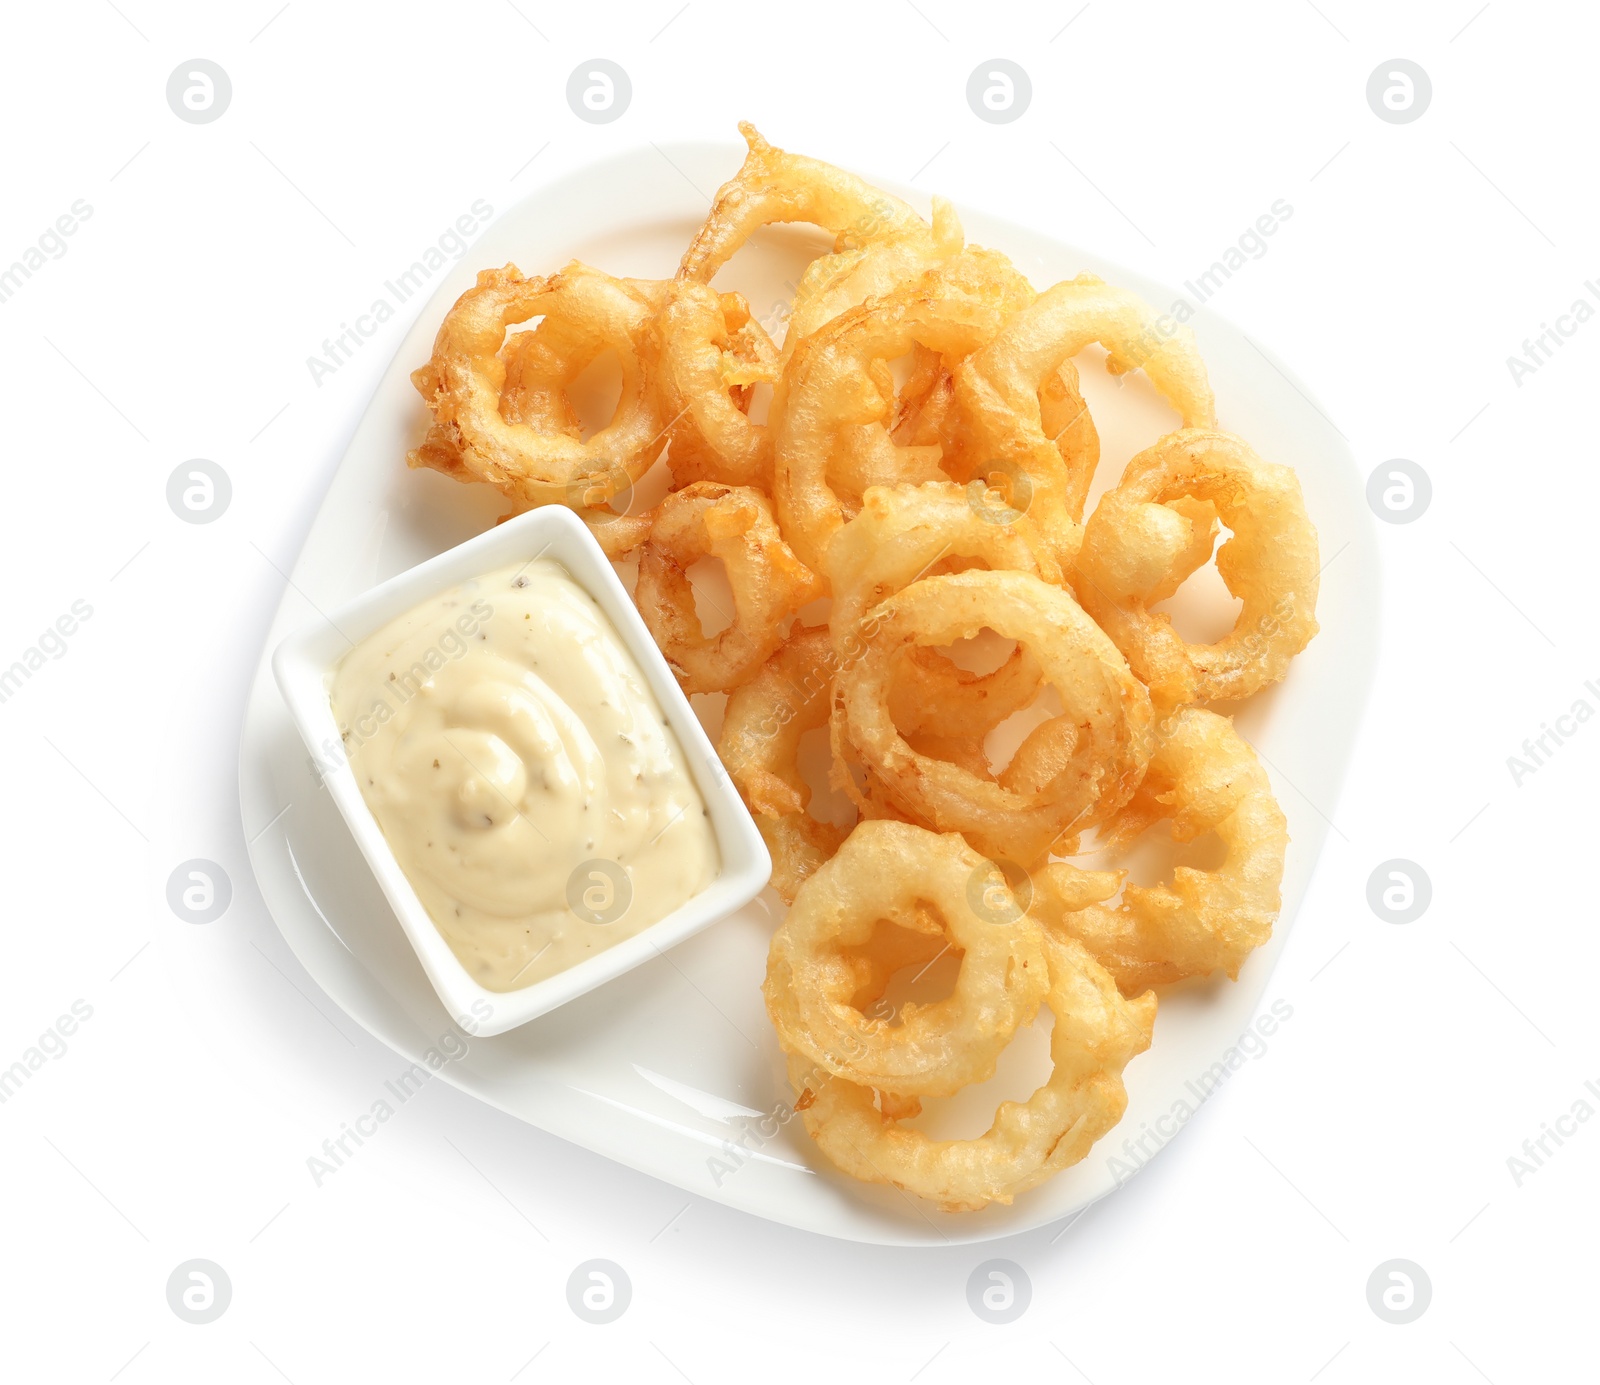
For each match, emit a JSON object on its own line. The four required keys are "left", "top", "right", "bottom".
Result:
{"left": 788, "top": 931, "right": 1156, "bottom": 1211}
{"left": 408, "top": 263, "right": 666, "bottom": 508}
{"left": 634, "top": 482, "right": 823, "bottom": 694}
{"left": 764, "top": 819, "right": 1047, "bottom": 1097}
{"left": 1074, "top": 428, "right": 1320, "bottom": 704}
{"left": 835, "top": 569, "right": 1153, "bottom": 862}
{"left": 1035, "top": 707, "right": 1287, "bottom": 991}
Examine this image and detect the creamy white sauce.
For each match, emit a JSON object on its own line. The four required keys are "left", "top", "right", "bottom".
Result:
{"left": 330, "top": 559, "right": 719, "bottom": 991}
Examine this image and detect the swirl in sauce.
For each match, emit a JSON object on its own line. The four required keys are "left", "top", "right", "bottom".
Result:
{"left": 331, "top": 559, "right": 718, "bottom": 991}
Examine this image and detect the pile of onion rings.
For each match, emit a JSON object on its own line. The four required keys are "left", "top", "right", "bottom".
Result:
{"left": 405, "top": 125, "right": 1321, "bottom": 1212}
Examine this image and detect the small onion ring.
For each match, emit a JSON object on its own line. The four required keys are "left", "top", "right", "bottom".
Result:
{"left": 763, "top": 819, "right": 1048, "bottom": 1098}
{"left": 1034, "top": 707, "right": 1287, "bottom": 991}
{"left": 787, "top": 931, "right": 1156, "bottom": 1211}
{"left": 498, "top": 325, "right": 664, "bottom": 559}
{"left": 647, "top": 281, "right": 779, "bottom": 488}
{"left": 634, "top": 482, "right": 823, "bottom": 694}
{"left": 952, "top": 273, "right": 1215, "bottom": 562}
{"left": 408, "top": 262, "right": 665, "bottom": 508}
{"left": 718, "top": 628, "right": 846, "bottom": 902}
{"left": 835, "top": 568, "right": 1153, "bottom": 863}
{"left": 1074, "top": 428, "right": 1320, "bottom": 704}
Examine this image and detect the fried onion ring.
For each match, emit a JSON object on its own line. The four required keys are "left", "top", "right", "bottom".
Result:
{"left": 408, "top": 263, "right": 666, "bottom": 508}
{"left": 718, "top": 628, "right": 844, "bottom": 901}
{"left": 1035, "top": 707, "right": 1287, "bottom": 991}
{"left": 1074, "top": 429, "right": 1319, "bottom": 704}
{"left": 635, "top": 482, "right": 823, "bottom": 694}
{"left": 787, "top": 931, "right": 1155, "bottom": 1211}
{"left": 828, "top": 481, "right": 1064, "bottom": 643}
{"left": 828, "top": 482, "right": 1063, "bottom": 742}
{"left": 647, "top": 282, "right": 779, "bottom": 488}
{"left": 771, "top": 250, "right": 1037, "bottom": 573}
{"left": 952, "top": 273, "right": 1215, "bottom": 562}
{"left": 835, "top": 569, "right": 1153, "bottom": 862}
{"left": 764, "top": 820, "right": 1048, "bottom": 1097}
{"left": 782, "top": 197, "right": 966, "bottom": 360}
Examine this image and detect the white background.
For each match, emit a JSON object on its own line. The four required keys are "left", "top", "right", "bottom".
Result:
{"left": 1, "top": 0, "right": 1593, "bottom": 1380}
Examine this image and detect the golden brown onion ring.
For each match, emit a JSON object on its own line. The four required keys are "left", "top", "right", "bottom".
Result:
{"left": 764, "top": 819, "right": 1048, "bottom": 1098}
{"left": 835, "top": 569, "right": 1153, "bottom": 863}
{"left": 771, "top": 250, "right": 1037, "bottom": 574}
{"left": 787, "top": 931, "right": 1155, "bottom": 1211}
{"left": 1034, "top": 707, "right": 1287, "bottom": 991}
{"left": 1074, "top": 428, "right": 1319, "bottom": 704}
{"left": 635, "top": 482, "right": 823, "bottom": 694}
{"left": 408, "top": 263, "right": 665, "bottom": 508}
{"left": 828, "top": 482, "right": 1062, "bottom": 742}
{"left": 647, "top": 282, "right": 779, "bottom": 488}
{"left": 952, "top": 273, "right": 1215, "bottom": 562}
{"left": 718, "top": 628, "right": 845, "bottom": 902}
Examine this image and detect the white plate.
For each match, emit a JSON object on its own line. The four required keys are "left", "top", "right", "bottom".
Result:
{"left": 238, "top": 141, "right": 1379, "bottom": 1246}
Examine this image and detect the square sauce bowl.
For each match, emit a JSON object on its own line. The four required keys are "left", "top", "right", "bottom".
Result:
{"left": 272, "top": 504, "right": 771, "bottom": 1037}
